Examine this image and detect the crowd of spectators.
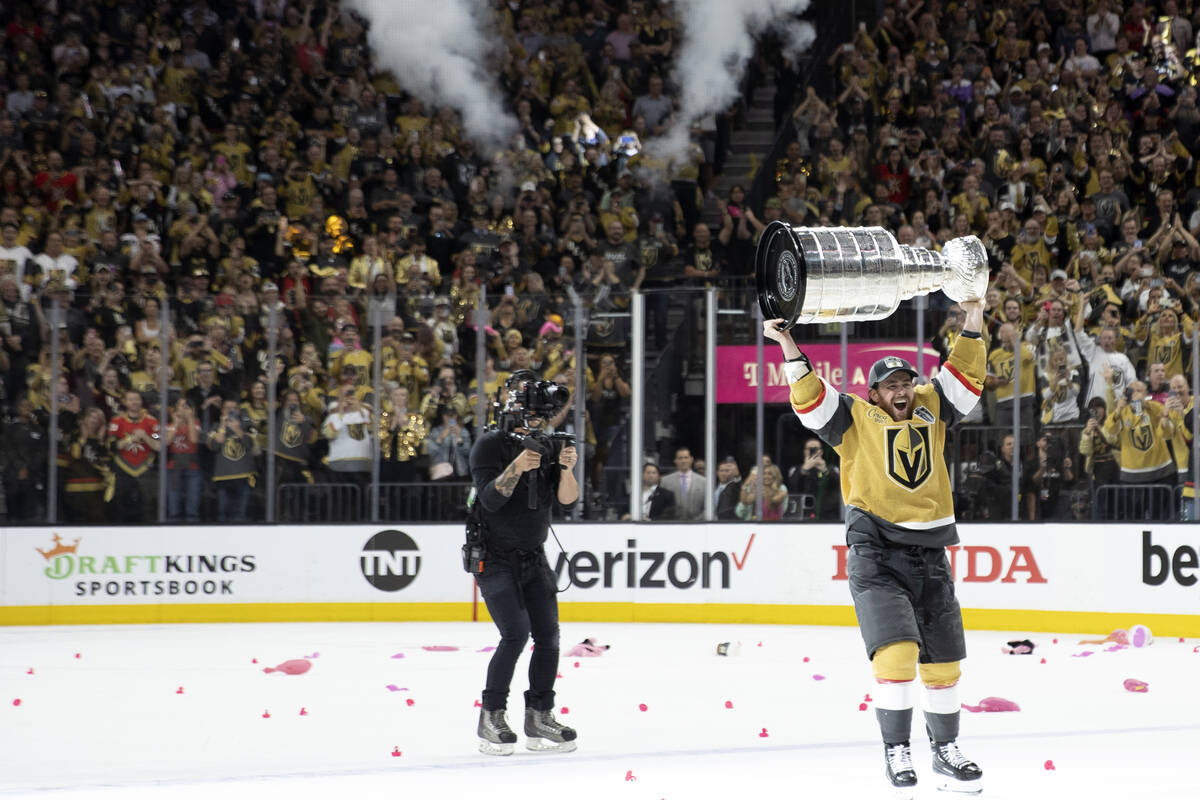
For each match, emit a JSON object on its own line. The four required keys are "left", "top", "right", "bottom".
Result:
{"left": 775, "top": 0, "right": 1199, "bottom": 521}
{"left": 1, "top": 0, "right": 1198, "bottom": 525}
{"left": 0, "top": 0, "right": 753, "bottom": 525}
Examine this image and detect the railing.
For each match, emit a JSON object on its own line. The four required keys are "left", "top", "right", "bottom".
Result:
{"left": 277, "top": 483, "right": 363, "bottom": 523}
{"left": 276, "top": 481, "right": 476, "bottom": 523}
{"left": 1093, "top": 484, "right": 1179, "bottom": 522}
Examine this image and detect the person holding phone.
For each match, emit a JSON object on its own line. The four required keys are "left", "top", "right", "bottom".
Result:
{"left": 109, "top": 388, "right": 161, "bottom": 523}
{"left": 208, "top": 399, "right": 257, "bottom": 523}
{"left": 1104, "top": 379, "right": 1176, "bottom": 519}
{"left": 322, "top": 386, "right": 373, "bottom": 498}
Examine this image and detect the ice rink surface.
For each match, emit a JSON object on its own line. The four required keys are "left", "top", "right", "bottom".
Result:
{"left": 1, "top": 620, "right": 1197, "bottom": 799}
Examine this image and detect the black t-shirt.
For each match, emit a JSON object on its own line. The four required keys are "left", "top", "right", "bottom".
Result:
{"left": 984, "top": 232, "right": 1016, "bottom": 269}
{"left": 636, "top": 234, "right": 681, "bottom": 287}
{"left": 470, "top": 429, "right": 570, "bottom": 553}
{"left": 595, "top": 239, "right": 640, "bottom": 286}
{"left": 350, "top": 153, "right": 388, "bottom": 186}
{"left": 1162, "top": 256, "right": 1194, "bottom": 286}
{"left": 684, "top": 241, "right": 728, "bottom": 282}
{"left": 90, "top": 247, "right": 129, "bottom": 277}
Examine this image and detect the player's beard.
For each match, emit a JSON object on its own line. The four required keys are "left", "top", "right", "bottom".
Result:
{"left": 882, "top": 393, "right": 914, "bottom": 421}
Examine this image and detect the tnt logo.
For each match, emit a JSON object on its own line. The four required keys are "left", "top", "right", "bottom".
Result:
{"left": 360, "top": 530, "right": 421, "bottom": 592}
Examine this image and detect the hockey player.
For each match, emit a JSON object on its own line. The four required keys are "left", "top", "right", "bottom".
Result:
{"left": 764, "top": 299, "right": 987, "bottom": 797}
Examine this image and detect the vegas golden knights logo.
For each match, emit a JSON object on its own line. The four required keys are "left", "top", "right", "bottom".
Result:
{"left": 886, "top": 423, "right": 933, "bottom": 491}
{"left": 349, "top": 423, "right": 366, "bottom": 440}
{"left": 996, "top": 356, "right": 1014, "bottom": 383}
{"left": 223, "top": 437, "right": 246, "bottom": 461}
{"left": 1151, "top": 339, "right": 1177, "bottom": 367}
{"left": 1131, "top": 418, "right": 1153, "bottom": 451}
{"left": 281, "top": 422, "right": 302, "bottom": 448}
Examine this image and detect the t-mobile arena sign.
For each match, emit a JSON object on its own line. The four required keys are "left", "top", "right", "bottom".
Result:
{"left": 716, "top": 343, "right": 942, "bottom": 404}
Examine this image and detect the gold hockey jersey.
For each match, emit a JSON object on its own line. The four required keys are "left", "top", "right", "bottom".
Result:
{"left": 786, "top": 335, "right": 986, "bottom": 545}
{"left": 987, "top": 342, "right": 1036, "bottom": 402}
{"left": 1103, "top": 400, "right": 1176, "bottom": 482}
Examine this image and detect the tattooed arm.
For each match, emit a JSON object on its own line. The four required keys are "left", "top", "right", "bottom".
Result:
{"left": 473, "top": 435, "right": 544, "bottom": 511}
{"left": 494, "top": 449, "right": 541, "bottom": 497}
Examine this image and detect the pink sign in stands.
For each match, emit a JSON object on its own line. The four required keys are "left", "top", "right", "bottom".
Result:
{"left": 716, "top": 343, "right": 943, "bottom": 404}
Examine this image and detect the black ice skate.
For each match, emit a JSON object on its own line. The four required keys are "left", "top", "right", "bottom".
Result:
{"left": 931, "top": 740, "right": 983, "bottom": 794}
{"left": 884, "top": 742, "right": 918, "bottom": 799}
{"left": 524, "top": 708, "right": 577, "bottom": 752}
{"left": 477, "top": 708, "right": 517, "bottom": 756}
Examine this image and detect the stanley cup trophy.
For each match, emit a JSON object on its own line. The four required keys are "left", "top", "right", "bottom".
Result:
{"left": 755, "top": 221, "right": 989, "bottom": 328}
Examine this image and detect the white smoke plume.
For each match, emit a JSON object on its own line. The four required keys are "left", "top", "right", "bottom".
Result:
{"left": 345, "top": 0, "right": 518, "bottom": 148}
{"left": 652, "top": 0, "right": 815, "bottom": 164}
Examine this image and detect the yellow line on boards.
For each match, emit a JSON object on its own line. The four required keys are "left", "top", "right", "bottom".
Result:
{"left": 1, "top": 604, "right": 1197, "bottom": 637}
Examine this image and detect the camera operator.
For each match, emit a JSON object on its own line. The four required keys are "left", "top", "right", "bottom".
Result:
{"left": 468, "top": 369, "right": 579, "bottom": 756}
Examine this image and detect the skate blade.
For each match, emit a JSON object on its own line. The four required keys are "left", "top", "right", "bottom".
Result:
{"left": 525, "top": 737, "right": 577, "bottom": 753}
{"left": 478, "top": 739, "right": 515, "bottom": 756}
{"left": 936, "top": 776, "right": 982, "bottom": 794}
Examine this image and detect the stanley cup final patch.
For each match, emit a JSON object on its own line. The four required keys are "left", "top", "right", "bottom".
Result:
{"left": 777, "top": 250, "right": 798, "bottom": 301}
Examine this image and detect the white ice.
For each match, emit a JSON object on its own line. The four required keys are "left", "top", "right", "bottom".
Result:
{"left": 1, "top": 621, "right": 1197, "bottom": 799}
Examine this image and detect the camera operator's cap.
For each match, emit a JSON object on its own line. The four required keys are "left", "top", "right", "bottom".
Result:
{"left": 1050, "top": 268, "right": 1068, "bottom": 281}
{"left": 868, "top": 355, "right": 918, "bottom": 388}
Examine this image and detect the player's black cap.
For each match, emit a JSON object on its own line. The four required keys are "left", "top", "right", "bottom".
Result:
{"left": 868, "top": 356, "right": 918, "bottom": 388}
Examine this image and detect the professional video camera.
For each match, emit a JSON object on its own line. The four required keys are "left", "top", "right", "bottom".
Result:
{"left": 493, "top": 370, "right": 575, "bottom": 451}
